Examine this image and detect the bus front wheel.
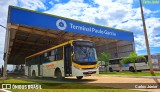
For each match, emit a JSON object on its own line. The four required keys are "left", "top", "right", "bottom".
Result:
{"left": 76, "top": 76, "right": 83, "bottom": 79}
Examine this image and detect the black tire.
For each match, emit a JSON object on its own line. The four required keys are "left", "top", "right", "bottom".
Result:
{"left": 129, "top": 67, "right": 135, "bottom": 72}
{"left": 116, "top": 70, "right": 120, "bottom": 72}
{"left": 32, "top": 70, "right": 36, "bottom": 78}
{"left": 137, "top": 70, "right": 142, "bottom": 72}
{"left": 109, "top": 67, "right": 113, "bottom": 72}
{"left": 76, "top": 76, "right": 83, "bottom": 80}
{"left": 55, "top": 69, "right": 63, "bottom": 81}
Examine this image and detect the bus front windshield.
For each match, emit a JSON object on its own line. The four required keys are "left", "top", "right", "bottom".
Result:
{"left": 73, "top": 46, "right": 97, "bottom": 62}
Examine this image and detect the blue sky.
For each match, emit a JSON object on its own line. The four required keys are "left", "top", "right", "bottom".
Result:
{"left": 0, "top": 0, "right": 160, "bottom": 70}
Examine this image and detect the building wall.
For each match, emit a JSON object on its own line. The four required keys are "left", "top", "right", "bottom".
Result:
{"left": 96, "top": 40, "right": 135, "bottom": 59}
{"left": 158, "top": 54, "right": 160, "bottom": 62}
{"left": 156, "top": 54, "right": 160, "bottom": 70}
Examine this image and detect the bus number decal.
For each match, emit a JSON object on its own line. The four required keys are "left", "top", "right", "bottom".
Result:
{"left": 46, "top": 63, "right": 54, "bottom": 69}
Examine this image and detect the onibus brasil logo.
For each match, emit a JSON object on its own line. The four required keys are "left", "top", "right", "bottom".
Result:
{"left": 56, "top": 19, "right": 67, "bottom": 30}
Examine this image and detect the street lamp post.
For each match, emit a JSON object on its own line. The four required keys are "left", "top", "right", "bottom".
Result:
{"left": 139, "top": 0, "right": 154, "bottom": 73}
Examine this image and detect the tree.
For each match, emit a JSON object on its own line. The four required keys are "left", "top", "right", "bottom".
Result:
{"left": 121, "top": 52, "right": 138, "bottom": 72}
{"left": 98, "top": 52, "right": 110, "bottom": 67}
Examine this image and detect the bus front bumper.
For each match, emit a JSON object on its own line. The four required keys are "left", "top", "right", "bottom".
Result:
{"left": 72, "top": 66, "right": 99, "bottom": 76}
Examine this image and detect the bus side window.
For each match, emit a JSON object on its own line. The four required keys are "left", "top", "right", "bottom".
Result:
{"left": 40, "top": 54, "right": 45, "bottom": 64}
{"left": 56, "top": 47, "right": 63, "bottom": 60}
{"left": 136, "top": 58, "right": 142, "bottom": 63}
{"left": 29, "top": 57, "right": 33, "bottom": 65}
{"left": 138, "top": 58, "right": 146, "bottom": 63}
{"left": 35, "top": 56, "right": 39, "bottom": 65}
{"left": 43, "top": 52, "right": 50, "bottom": 63}
{"left": 109, "top": 60, "right": 113, "bottom": 65}
{"left": 32, "top": 57, "right": 36, "bottom": 65}
{"left": 135, "top": 59, "right": 138, "bottom": 63}
{"left": 49, "top": 50, "right": 55, "bottom": 62}
{"left": 26, "top": 58, "right": 30, "bottom": 66}
{"left": 37, "top": 55, "right": 41, "bottom": 64}
{"left": 48, "top": 51, "right": 51, "bottom": 56}
{"left": 28, "top": 58, "right": 32, "bottom": 66}
{"left": 50, "top": 47, "right": 63, "bottom": 61}
{"left": 44, "top": 52, "right": 47, "bottom": 57}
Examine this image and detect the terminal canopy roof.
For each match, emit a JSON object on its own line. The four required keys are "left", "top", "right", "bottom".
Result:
{"left": 6, "top": 6, "right": 134, "bottom": 64}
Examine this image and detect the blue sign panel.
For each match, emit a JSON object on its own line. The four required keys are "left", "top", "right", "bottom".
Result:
{"left": 9, "top": 6, "right": 134, "bottom": 41}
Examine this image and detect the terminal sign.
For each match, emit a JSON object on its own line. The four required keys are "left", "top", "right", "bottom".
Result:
{"left": 9, "top": 6, "right": 134, "bottom": 42}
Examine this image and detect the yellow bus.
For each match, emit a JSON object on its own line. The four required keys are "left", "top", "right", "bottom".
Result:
{"left": 25, "top": 40, "right": 99, "bottom": 80}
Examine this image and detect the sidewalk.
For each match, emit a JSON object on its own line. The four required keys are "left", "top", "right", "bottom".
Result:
{"left": 100, "top": 74, "right": 160, "bottom": 79}
{"left": 0, "top": 89, "right": 11, "bottom": 92}
{"left": 81, "top": 75, "right": 160, "bottom": 92}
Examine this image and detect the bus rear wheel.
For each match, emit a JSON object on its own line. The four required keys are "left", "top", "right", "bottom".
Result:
{"left": 32, "top": 70, "right": 36, "bottom": 78}
{"left": 55, "top": 69, "right": 63, "bottom": 81}
{"left": 129, "top": 67, "right": 135, "bottom": 72}
{"left": 76, "top": 76, "right": 83, "bottom": 79}
{"left": 109, "top": 67, "right": 113, "bottom": 72}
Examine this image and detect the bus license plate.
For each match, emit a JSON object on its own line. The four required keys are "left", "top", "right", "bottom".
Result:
{"left": 88, "top": 71, "right": 93, "bottom": 74}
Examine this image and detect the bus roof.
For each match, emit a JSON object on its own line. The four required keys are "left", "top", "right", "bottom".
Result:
{"left": 109, "top": 58, "right": 123, "bottom": 60}
{"left": 26, "top": 40, "right": 73, "bottom": 59}
{"left": 109, "top": 57, "right": 127, "bottom": 60}
{"left": 25, "top": 40, "right": 94, "bottom": 59}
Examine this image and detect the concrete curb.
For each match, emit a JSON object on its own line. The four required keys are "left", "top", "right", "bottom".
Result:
{"left": 0, "top": 89, "right": 11, "bottom": 92}
{"left": 100, "top": 75, "right": 160, "bottom": 79}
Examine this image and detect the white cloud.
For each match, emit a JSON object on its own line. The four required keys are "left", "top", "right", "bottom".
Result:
{"left": 133, "top": 17, "right": 160, "bottom": 51}
{"left": 45, "top": 0, "right": 133, "bottom": 26}
{"left": 55, "top": 0, "right": 60, "bottom": 2}
{"left": 146, "top": 17, "right": 160, "bottom": 47}
{"left": 45, "top": 0, "right": 94, "bottom": 22}
{"left": 17, "top": 0, "right": 46, "bottom": 10}
{"left": 49, "top": 1, "right": 54, "bottom": 6}
{"left": 44, "top": 0, "right": 160, "bottom": 54}
{"left": 0, "top": 0, "right": 17, "bottom": 70}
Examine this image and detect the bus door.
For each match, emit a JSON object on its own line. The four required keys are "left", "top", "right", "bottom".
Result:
{"left": 64, "top": 45, "right": 72, "bottom": 76}
{"left": 26, "top": 59, "right": 32, "bottom": 76}
{"left": 28, "top": 65, "right": 31, "bottom": 76}
{"left": 39, "top": 55, "right": 43, "bottom": 76}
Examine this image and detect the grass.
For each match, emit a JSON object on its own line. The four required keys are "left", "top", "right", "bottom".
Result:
{"left": 0, "top": 78, "right": 34, "bottom": 83}
{"left": 100, "top": 71, "right": 160, "bottom": 76}
{"left": 10, "top": 89, "right": 141, "bottom": 92}
{"left": 0, "top": 78, "right": 142, "bottom": 92}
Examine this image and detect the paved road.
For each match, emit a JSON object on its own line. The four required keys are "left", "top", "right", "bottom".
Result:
{"left": 66, "top": 75, "right": 160, "bottom": 92}
{"left": 5, "top": 73, "right": 160, "bottom": 92}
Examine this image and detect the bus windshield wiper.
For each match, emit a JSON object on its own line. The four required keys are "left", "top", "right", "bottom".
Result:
{"left": 79, "top": 47, "right": 88, "bottom": 57}
{"left": 79, "top": 47, "right": 92, "bottom": 59}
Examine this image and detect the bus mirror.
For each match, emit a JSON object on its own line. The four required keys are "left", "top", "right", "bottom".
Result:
{"left": 71, "top": 46, "right": 74, "bottom": 56}
{"left": 71, "top": 52, "right": 74, "bottom": 56}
